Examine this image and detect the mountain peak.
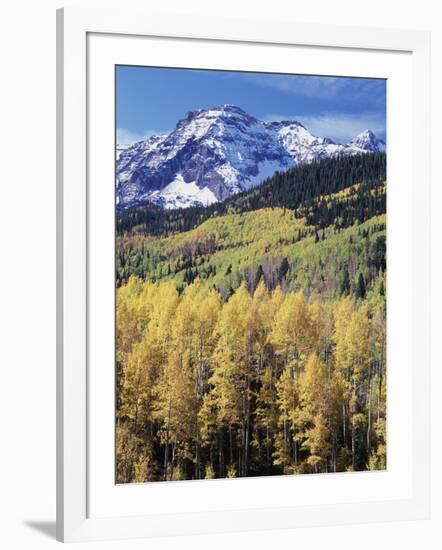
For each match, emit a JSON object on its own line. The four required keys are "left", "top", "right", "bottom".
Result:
{"left": 219, "top": 103, "right": 247, "bottom": 113}
{"left": 353, "top": 129, "right": 377, "bottom": 142}
{"left": 350, "top": 129, "right": 385, "bottom": 152}
{"left": 358, "top": 129, "right": 375, "bottom": 137}
{"left": 182, "top": 104, "right": 250, "bottom": 120}
{"left": 175, "top": 104, "right": 257, "bottom": 137}
{"left": 265, "top": 119, "right": 306, "bottom": 130}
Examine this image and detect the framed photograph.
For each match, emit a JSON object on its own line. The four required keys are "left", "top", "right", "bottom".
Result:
{"left": 56, "top": 7, "right": 431, "bottom": 543}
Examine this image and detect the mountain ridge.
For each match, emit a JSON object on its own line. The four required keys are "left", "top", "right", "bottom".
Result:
{"left": 116, "top": 104, "right": 385, "bottom": 210}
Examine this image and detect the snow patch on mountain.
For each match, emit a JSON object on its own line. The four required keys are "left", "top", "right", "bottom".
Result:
{"left": 148, "top": 174, "right": 218, "bottom": 210}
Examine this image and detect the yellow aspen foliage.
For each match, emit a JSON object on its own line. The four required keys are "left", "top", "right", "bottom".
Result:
{"left": 273, "top": 365, "right": 298, "bottom": 471}
{"left": 303, "top": 414, "right": 332, "bottom": 471}
{"left": 270, "top": 291, "right": 314, "bottom": 368}
{"left": 299, "top": 354, "right": 327, "bottom": 414}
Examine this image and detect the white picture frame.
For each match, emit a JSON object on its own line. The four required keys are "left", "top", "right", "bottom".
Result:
{"left": 56, "top": 7, "right": 431, "bottom": 543}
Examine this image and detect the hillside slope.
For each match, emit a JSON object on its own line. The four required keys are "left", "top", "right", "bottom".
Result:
{"left": 117, "top": 152, "right": 386, "bottom": 236}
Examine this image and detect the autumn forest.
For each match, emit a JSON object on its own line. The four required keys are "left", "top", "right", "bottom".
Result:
{"left": 116, "top": 153, "right": 387, "bottom": 483}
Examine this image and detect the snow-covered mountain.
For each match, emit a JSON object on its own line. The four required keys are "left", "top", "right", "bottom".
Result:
{"left": 348, "top": 129, "right": 386, "bottom": 152}
{"left": 116, "top": 104, "right": 385, "bottom": 210}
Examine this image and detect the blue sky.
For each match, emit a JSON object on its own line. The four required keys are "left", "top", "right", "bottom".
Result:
{"left": 116, "top": 66, "right": 386, "bottom": 145}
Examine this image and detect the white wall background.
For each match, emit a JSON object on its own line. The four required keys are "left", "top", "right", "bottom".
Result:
{"left": 0, "top": 0, "right": 440, "bottom": 548}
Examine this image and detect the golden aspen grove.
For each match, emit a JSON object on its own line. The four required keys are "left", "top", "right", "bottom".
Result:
{"left": 115, "top": 153, "right": 387, "bottom": 482}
